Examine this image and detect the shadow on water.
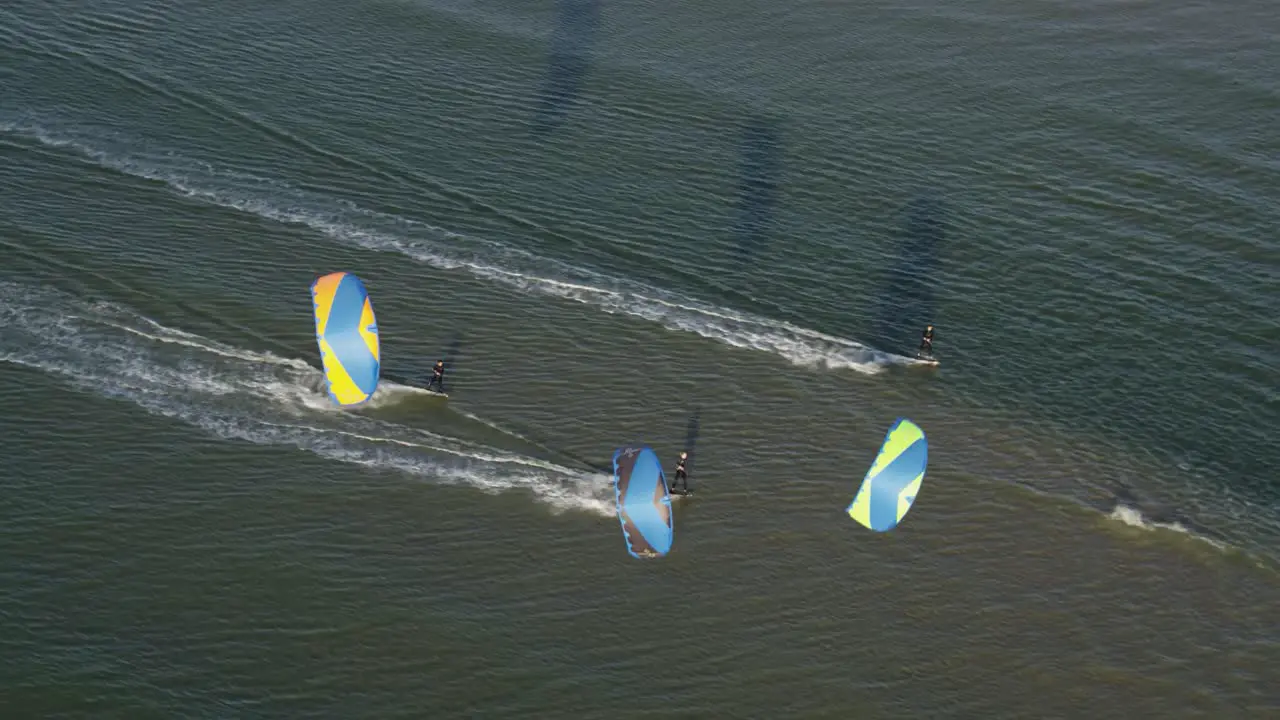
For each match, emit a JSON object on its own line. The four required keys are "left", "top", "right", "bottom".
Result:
{"left": 731, "top": 116, "right": 784, "bottom": 262}
{"left": 867, "top": 192, "right": 945, "bottom": 355}
{"left": 532, "top": 0, "right": 602, "bottom": 134}
{"left": 485, "top": 406, "right": 702, "bottom": 480}
{"left": 598, "top": 114, "right": 785, "bottom": 327}
{"left": 682, "top": 407, "right": 701, "bottom": 476}
{"left": 384, "top": 332, "right": 464, "bottom": 389}
{"left": 441, "top": 333, "right": 465, "bottom": 371}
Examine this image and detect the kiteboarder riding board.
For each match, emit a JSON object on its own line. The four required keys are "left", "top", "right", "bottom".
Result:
{"left": 914, "top": 325, "right": 939, "bottom": 367}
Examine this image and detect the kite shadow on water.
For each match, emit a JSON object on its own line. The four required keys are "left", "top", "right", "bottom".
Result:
{"left": 731, "top": 116, "right": 784, "bottom": 262}
{"left": 504, "top": 407, "right": 702, "bottom": 480}
{"left": 382, "top": 331, "right": 464, "bottom": 389}
{"left": 681, "top": 406, "right": 701, "bottom": 477}
{"left": 524, "top": 2, "right": 942, "bottom": 364}
{"left": 531, "top": 0, "right": 602, "bottom": 134}
{"left": 867, "top": 192, "right": 946, "bottom": 354}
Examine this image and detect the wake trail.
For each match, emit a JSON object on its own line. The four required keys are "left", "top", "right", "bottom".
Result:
{"left": 0, "top": 281, "right": 614, "bottom": 516}
{"left": 1, "top": 120, "right": 932, "bottom": 375}
{"left": 452, "top": 408, "right": 607, "bottom": 473}
{"left": 98, "top": 305, "right": 582, "bottom": 472}
{"left": 1106, "top": 505, "right": 1237, "bottom": 555}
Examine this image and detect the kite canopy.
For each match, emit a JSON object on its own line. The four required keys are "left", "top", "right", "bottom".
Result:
{"left": 310, "top": 272, "right": 380, "bottom": 407}
{"left": 847, "top": 418, "right": 928, "bottom": 532}
{"left": 612, "top": 446, "right": 674, "bottom": 558}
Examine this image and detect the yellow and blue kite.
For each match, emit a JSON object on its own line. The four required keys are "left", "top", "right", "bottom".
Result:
{"left": 847, "top": 418, "right": 928, "bottom": 531}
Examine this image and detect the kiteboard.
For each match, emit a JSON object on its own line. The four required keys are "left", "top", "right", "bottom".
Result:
{"left": 405, "top": 384, "right": 449, "bottom": 398}
{"left": 914, "top": 353, "right": 939, "bottom": 367}
{"left": 669, "top": 488, "right": 694, "bottom": 498}
{"left": 403, "top": 389, "right": 447, "bottom": 399}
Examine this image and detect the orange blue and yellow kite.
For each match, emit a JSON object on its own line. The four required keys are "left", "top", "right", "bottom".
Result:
{"left": 310, "top": 272, "right": 380, "bottom": 407}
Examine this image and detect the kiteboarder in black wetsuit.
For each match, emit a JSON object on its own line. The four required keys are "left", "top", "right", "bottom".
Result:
{"left": 917, "top": 325, "right": 935, "bottom": 359}
{"left": 426, "top": 360, "right": 446, "bottom": 393}
{"left": 670, "top": 451, "right": 690, "bottom": 495}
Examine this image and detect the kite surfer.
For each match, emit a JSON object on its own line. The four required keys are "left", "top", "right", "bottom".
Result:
{"left": 425, "top": 360, "right": 446, "bottom": 393}
{"left": 917, "top": 325, "right": 935, "bottom": 359}
{"left": 670, "top": 451, "right": 690, "bottom": 495}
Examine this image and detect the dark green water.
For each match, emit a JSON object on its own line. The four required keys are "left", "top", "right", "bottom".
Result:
{"left": 2, "top": 0, "right": 1277, "bottom": 717}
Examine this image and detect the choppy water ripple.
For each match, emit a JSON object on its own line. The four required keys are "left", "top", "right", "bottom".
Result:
{"left": 2, "top": 0, "right": 1278, "bottom": 716}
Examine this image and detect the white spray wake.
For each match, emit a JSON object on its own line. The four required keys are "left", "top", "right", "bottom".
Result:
{"left": 0, "top": 281, "right": 615, "bottom": 516}
{"left": 1107, "top": 505, "right": 1228, "bottom": 552}
{"left": 0, "top": 120, "right": 929, "bottom": 375}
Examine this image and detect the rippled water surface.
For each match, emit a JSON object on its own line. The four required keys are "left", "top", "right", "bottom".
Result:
{"left": 2, "top": 0, "right": 1278, "bottom": 717}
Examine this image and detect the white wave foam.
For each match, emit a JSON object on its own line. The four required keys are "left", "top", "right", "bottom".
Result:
{"left": 1, "top": 120, "right": 919, "bottom": 374}
{"left": 1109, "top": 505, "right": 1185, "bottom": 532}
{"left": 0, "top": 281, "right": 614, "bottom": 516}
{"left": 1107, "top": 505, "right": 1227, "bottom": 551}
